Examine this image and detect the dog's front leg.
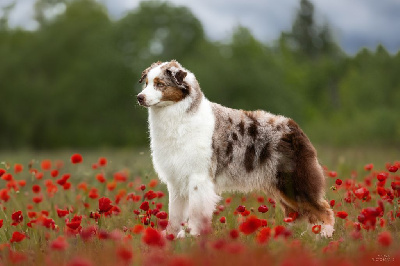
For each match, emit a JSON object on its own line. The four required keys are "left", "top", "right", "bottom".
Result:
{"left": 187, "top": 174, "right": 221, "bottom": 236}
{"left": 166, "top": 183, "right": 189, "bottom": 237}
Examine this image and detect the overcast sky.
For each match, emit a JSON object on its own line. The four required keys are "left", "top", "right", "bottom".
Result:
{"left": 3, "top": 0, "right": 400, "bottom": 54}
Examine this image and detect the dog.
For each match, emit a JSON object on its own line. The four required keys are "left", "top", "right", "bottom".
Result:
{"left": 137, "top": 60, "right": 335, "bottom": 238}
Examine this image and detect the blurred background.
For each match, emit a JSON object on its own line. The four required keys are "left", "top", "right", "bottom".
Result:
{"left": 1, "top": 0, "right": 399, "bottom": 149}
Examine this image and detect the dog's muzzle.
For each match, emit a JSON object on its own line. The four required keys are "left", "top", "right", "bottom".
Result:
{"left": 137, "top": 94, "right": 146, "bottom": 106}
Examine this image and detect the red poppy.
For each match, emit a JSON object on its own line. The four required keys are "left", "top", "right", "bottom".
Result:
{"left": 41, "top": 160, "right": 52, "bottom": 171}
{"left": 219, "top": 216, "right": 226, "bottom": 223}
{"left": 358, "top": 207, "right": 381, "bottom": 229}
{"left": 80, "top": 226, "right": 97, "bottom": 241}
{"left": 144, "top": 190, "right": 157, "bottom": 200}
{"left": 88, "top": 188, "right": 99, "bottom": 199}
{"left": 0, "top": 189, "right": 10, "bottom": 202}
{"left": 0, "top": 219, "right": 3, "bottom": 228}
{"left": 283, "top": 217, "right": 293, "bottom": 223}
{"left": 14, "top": 164, "right": 23, "bottom": 174}
{"left": 63, "top": 182, "right": 71, "bottom": 190}
{"left": 378, "top": 231, "right": 392, "bottom": 247}
{"left": 0, "top": 169, "right": 5, "bottom": 177}
{"left": 96, "top": 173, "right": 106, "bottom": 183}
{"left": 388, "top": 165, "right": 398, "bottom": 173}
{"left": 329, "top": 200, "right": 335, "bottom": 207}
{"left": 156, "top": 191, "right": 165, "bottom": 198}
{"left": 335, "top": 179, "right": 342, "bottom": 186}
{"left": 50, "top": 236, "right": 68, "bottom": 250}
{"left": 140, "top": 201, "right": 150, "bottom": 211}
{"left": 354, "top": 187, "right": 369, "bottom": 200}
{"left": 33, "top": 195, "right": 43, "bottom": 204}
{"left": 312, "top": 225, "right": 321, "bottom": 234}
{"left": 377, "top": 172, "right": 388, "bottom": 182}
{"left": 156, "top": 211, "right": 168, "bottom": 219}
{"left": 131, "top": 224, "right": 144, "bottom": 234}
{"left": 274, "top": 225, "right": 292, "bottom": 239}
{"left": 229, "top": 229, "right": 239, "bottom": 239}
{"left": 258, "top": 205, "right": 268, "bottom": 213}
{"left": 113, "top": 172, "right": 127, "bottom": 182}
{"left": 2, "top": 173, "right": 13, "bottom": 181}
{"left": 149, "top": 179, "right": 158, "bottom": 188}
{"left": 98, "top": 197, "right": 113, "bottom": 214}
{"left": 50, "top": 170, "right": 59, "bottom": 178}
{"left": 32, "top": 185, "right": 41, "bottom": 193}
{"left": 35, "top": 172, "right": 44, "bottom": 180}
{"left": 107, "top": 181, "right": 117, "bottom": 191}
{"left": 158, "top": 219, "right": 168, "bottom": 230}
{"left": 98, "top": 157, "right": 107, "bottom": 167}
{"left": 336, "top": 211, "right": 348, "bottom": 219}
{"left": 10, "top": 232, "right": 26, "bottom": 243}
{"left": 140, "top": 184, "right": 146, "bottom": 191}
{"left": 364, "top": 164, "right": 373, "bottom": 171}
{"left": 116, "top": 246, "right": 133, "bottom": 262}
{"left": 142, "top": 227, "right": 165, "bottom": 247}
{"left": 71, "top": 154, "right": 83, "bottom": 164}
{"left": 391, "top": 181, "right": 400, "bottom": 192}
{"left": 377, "top": 186, "right": 387, "bottom": 197}
{"left": 66, "top": 220, "right": 81, "bottom": 230}
{"left": 256, "top": 227, "right": 271, "bottom": 244}
{"left": 11, "top": 211, "right": 23, "bottom": 226}
{"left": 239, "top": 215, "right": 262, "bottom": 235}
{"left": 328, "top": 171, "right": 337, "bottom": 178}
{"left": 236, "top": 205, "right": 246, "bottom": 213}
{"left": 57, "top": 209, "right": 69, "bottom": 218}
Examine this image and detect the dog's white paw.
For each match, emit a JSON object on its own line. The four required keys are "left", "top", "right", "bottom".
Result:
{"left": 321, "top": 224, "right": 334, "bottom": 238}
{"left": 176, "top": 230, "right": 186, "bottom": 238}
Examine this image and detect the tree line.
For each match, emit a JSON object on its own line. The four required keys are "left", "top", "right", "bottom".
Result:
{"left": 1, "top": 0, "right": 399, "bottom": 149}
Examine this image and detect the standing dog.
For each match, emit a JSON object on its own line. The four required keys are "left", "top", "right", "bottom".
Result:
{"left": 137, "top": 60, "right": 335, "bottom": 238}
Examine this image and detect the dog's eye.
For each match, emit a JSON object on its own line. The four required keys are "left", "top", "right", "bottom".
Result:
{"left": 156, "top": 82, "right": 165, "bottom": 87}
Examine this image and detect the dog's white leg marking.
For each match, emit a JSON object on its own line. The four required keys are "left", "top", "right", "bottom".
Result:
{"left": 187, "top": 174, "right": 221, "bottom": 236}
{"left": 166, "top": 184, "right": 188, "bottom": 236}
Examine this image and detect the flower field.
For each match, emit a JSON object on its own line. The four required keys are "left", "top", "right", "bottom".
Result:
{"left": 0, "top": 149, "right": 399, "bottom": 266}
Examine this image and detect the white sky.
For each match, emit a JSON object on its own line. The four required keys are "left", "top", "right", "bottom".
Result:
{"left": 2, "top": 0, "right": 400, "bottom": 54}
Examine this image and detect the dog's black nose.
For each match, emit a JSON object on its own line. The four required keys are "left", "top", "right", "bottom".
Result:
{"left": 137, "top": 94, "right": 145, "bottom": 105}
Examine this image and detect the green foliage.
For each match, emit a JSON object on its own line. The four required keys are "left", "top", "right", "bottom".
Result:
{"left": 0, "top": 0, "right": 398, "bottom": 148}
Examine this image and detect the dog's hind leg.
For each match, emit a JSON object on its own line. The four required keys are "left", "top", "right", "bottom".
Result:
{"left": 187, "top": 174, "right": 221, "bottom": 236}
{"left": 276, "top": 119, "right": 335, "bottom": 237}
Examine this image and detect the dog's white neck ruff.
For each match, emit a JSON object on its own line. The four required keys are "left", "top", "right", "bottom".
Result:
{"left": 148, "top": 94, "right": 215, "bottom": 187}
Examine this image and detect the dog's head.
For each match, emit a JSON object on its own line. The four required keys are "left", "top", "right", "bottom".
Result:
{"left": 137, "top": 60, "right": 192, "bottom": 108}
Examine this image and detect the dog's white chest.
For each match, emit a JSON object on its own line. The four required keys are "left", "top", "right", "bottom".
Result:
{"left": 148, "top": 99, "right": 215, "bottom": 183}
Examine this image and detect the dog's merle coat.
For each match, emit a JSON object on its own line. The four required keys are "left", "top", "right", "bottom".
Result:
{"left": 137, "top": 60, "right": 335, "bottom": 238}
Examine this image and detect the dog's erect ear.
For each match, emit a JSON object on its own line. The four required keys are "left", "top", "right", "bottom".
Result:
{"left": 165, "top": 67, "right": 188, "bottom": 89}
{"left": 138, "top": 61, "right": 162, "bottom": 83}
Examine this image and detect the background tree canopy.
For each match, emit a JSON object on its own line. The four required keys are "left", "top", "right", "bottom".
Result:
{"left": 1, "top": 0, "right": 399, "bottom": 149}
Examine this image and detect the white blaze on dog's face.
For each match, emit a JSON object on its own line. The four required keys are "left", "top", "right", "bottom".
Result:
{"left": 137, "top": 61, "right": 189, "bottom": 108}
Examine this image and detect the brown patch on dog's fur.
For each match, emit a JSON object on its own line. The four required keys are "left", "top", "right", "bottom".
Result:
{"left": 160, "top": 86, "right": 188, "bottom": 102}
{"left": 226, "top": 141, "right": 233, "bottom": 157}
{"left": 232, "top": 132, "right": 238, "bottom": 141}
{"left": 244, "top": 144, "right": 256, "bottom": 172}
{"left": 268, "top": 117, "right": 276, "bottom": 124}
{"left": 259, "top": 142, "right": 271, "bottom": 165}
{"left": 275, "top": 119, "right": 335, "bottom": 226}
{"left": 238, "top": 121, "right": 245, "bottom": 136}
{"left": 247, "top": 123, "right": 258, "bottom": 140}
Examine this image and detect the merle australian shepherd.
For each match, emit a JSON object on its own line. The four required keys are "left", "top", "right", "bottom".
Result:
{"left": 137, "top": 60, "right": 335, "bottom": 238}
